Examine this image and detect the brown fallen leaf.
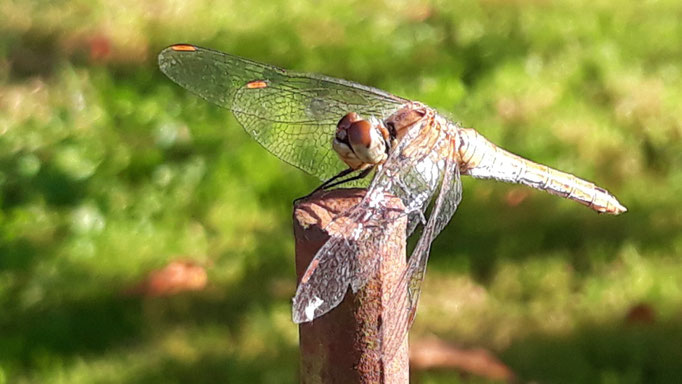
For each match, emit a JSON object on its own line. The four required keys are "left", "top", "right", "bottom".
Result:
{"left": 410, "top": 335, "right": 515, "bottom": 382}
{"left": 505, "top": 188, "right": 530, "bottom": 208}
{"left": 89, "top": 34, "right": 112, "bottom": 62}
{"left": 624, "top": 302, "right": 656, "bottom": 326}
{"left": 125, "top": 260, "right": 207, "bottom": 297}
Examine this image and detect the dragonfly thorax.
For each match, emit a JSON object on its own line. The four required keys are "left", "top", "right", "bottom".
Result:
{"left": 383, "top": 102, "right": 428, "bottom": 143}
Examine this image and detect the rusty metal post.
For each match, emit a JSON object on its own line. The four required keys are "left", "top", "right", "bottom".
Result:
{"left": 293, "top": 188, "right": 409, "bottom": 384}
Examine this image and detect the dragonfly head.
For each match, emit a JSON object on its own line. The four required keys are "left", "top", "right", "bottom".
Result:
{"left": 333, "top": 112, "right": 390, "bottom": 170}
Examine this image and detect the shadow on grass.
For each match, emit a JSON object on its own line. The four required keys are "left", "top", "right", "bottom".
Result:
{"left": 414, "top": 319, "right": 682, "bottom": 384}
{"left": 0, "top": 218, "right": 295, "bottom": 381}
{"left": 0, "top": 293, "right": 144, "bottom": 368}
{"left": 127, "top": 347, "right": 298, "bottom": 384}
{"left": 500, "top": 319, "right": 682, "bottom": 383}
{"left": 428, "top": 189, "right": 674, "bottom": 280}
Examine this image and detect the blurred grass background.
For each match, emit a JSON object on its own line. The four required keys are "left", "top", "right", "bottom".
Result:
{"left": 1, "top": 0, "right": 681, "bottom": 383}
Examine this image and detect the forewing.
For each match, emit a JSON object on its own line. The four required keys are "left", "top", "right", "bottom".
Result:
{"left": 158, "top": 45, "right": 406, "bottom": 180}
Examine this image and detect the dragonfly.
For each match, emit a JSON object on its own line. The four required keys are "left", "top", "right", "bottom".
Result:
{"left": 158, "top": 44, "right": 626, "bottom": 358}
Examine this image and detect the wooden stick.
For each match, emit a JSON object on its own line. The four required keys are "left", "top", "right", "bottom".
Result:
{"left": 293, "top": 188, "right": 409, "bottom": 384}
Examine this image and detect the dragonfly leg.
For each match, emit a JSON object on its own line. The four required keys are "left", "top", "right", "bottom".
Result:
{"left": 294, "top": 167, "right": 373, "bottom": 203}
{"left": 321, "top": 167, "right": 373, "bottom": 190}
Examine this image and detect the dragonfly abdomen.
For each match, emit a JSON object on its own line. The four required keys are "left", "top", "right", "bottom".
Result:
{"left": 457, "top": 128, "right": 626, "bottom": 215}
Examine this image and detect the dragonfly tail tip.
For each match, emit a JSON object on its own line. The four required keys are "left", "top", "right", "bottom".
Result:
{"left": 611, "top": 199, "right": 628, "bottom": 215}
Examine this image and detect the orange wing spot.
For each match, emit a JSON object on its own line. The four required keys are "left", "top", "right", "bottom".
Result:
{"left": 300, "top": 259, "right": 320, "bottom": 284}
{"left": 170, "top": 44, "right": 197, "bottom": 52}
{"left": 246, "top": 80, "right": 268, "bottom": 89}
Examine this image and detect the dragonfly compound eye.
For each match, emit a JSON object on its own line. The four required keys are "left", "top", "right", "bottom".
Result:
{"left": 348, "top": 120, "right": 373, "bottom": 148}
{"left": 337, "top": 112, "right": 361, "bottom": 132}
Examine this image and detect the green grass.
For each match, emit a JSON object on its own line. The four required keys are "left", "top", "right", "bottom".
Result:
{"left": 1, "top": 0, "right": 681, "bottom": 382}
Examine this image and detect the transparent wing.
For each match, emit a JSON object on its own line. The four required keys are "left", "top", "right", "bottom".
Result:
{"left": 292, "top": 192, "right": 403, "bottom": 323}
{"left": 158, "top": 44, "right": 406, "bottom": 180}
{"left": 293, "top": 109, "right": 456, "bottom": 323}
{"left": 382, "top": 140, "right": 462, "bottom": 362}
{"left": 292, "top": 130, "right": 431, "bottom": 322}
